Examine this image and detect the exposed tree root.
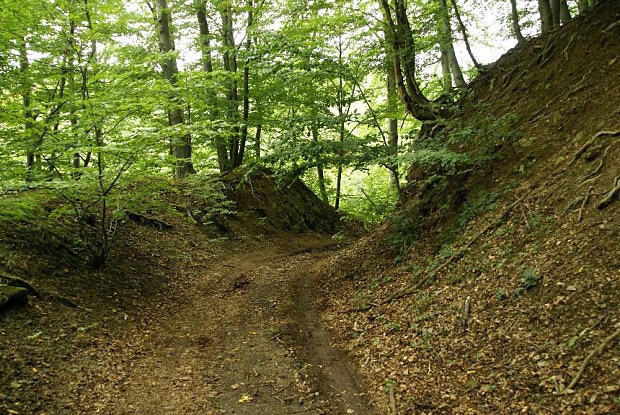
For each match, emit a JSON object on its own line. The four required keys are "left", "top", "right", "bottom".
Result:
{"left": 579, "top": 143, "right": 613, "bottom": 188}
{"left": 343, "top": 191, "right": 530, "bottom": 313}
{"left": 562, "top": 33, "right": 578, "bottom": 60}
{"left": 570, "top": 130, "right": 620, "bottom": 165}
{"left": 597, "top": 175, "right": 620, "bottom": 209}
{"left": 564, "top": 327, "right": 620, "bottom": 392}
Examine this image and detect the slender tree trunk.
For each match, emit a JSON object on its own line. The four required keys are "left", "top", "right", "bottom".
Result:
{"left": 311, "top": 123, "right": 328, "bottom": 203}
{"left": 559, "top": 0, "right": 571, "bottom": 23}
{"left": 334, "top": 39, "right": 345, "bottom": 211}
{"left": 75, "top": 0, "right": 97, "bottom": 173}
{"left": 19, "top": 39, "right": 35, "bottom": 173}
{"left": 449, "top": 0, "right": 480, "bottom": 69}
{"left": 154, "top": 0, "right": 194, "bottom": 178}
{"left": 386, "top": 53, "right": 401, "bottom": 194}
{"left": 538, "top": 0, "right": 553, "bottom": 33}
{"left": 237, "top": 0, "right": 254, "bottom": 169}
{"left": 195, "top": 0, "right": 213, "bottom": 73}
{"left": 550, "top": 0, "right": 561, "bottom": 28}
{"left": 254, "top": 124, "right": 262, "bottom": 159}
{"left": 221, "top": 6, "right": 240, "bottom": 169}
{"left": 577, "top": 0, "right": 590, "bottom": 13}
{"left": 438, "top": 0, "right": 465, "bottom": 88}
{"left": 509, "top": 0, "right": 526, "bottom": 43}
{"left": 195, "top": 0, "right": 229, "bottom": 171}
{"left": 439, "top": 48, "right": 452, "bottom": 92}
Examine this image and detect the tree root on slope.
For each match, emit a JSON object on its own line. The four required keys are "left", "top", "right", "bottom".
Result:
{"left": 563, "top": 327, "right": 620, "bottom": 393}
{"left": 570, "top": 130, "right": 620, "bottom": 165}
{"left": 597, "top": 175, "right": 620, "bottom": 209}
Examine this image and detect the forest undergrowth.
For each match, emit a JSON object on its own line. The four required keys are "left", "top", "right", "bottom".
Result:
{"left": 0, "top": 2, "right": 619, "bottom": 415}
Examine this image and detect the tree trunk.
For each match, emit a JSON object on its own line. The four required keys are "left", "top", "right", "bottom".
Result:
{"left": 254, "top": 124, "right": 262, "bottom": 159}
{"left": 237, "top": 0, "right": 254, "bottom": 169}
{"left": 195, "top": 0, "right": 213, "bottom": 73}
{"left": 386, "top": 54, "right": 401, "bottom": 194}
{"left": 311, "top": 123, "right": 328, "bottom": 203}
{"left": 550, "top": 0, "right": 561, "bottom": 28}
{"left": 577, "top": 0, "right": 590, "bottom": 13}
{"left": 509, "top": 0, "right": 526, "bottom": 43}
{"left": 439, "top": 48, "right": 452, "bottom": 92}
{"left": 559, "top": 0, "right": 571, "bottom": 23}
{"left": 537, "top": 0, "right": 553, "bottom": 33}
{"left": 380, "top": 0, "right": 440, "bottom": 121}
{"left": 195, "top": 0, "right": 229, "bottom": 171}
{"left": 450, "top": 0, "right": 480, "bottom": 69}
{"left": 334, "top": 38, "right": 345, "bottom": 211}
{"left": 19, "top": 39, "right": 35, "bottom": 173}
{"left": 154, "top": 0, "right": 194, "bottom": 178}
{"left": 438, "top": 0, "right": 466, "bottom": 88}
{"left": 221, "top": 6, "right": 241, "bottom": 169}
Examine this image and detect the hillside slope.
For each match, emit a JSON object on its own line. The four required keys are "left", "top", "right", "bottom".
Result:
{"left": 322, "top": 3, "right": 620, "bottom": 414}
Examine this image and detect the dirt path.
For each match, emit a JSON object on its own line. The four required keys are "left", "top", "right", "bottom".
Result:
{"left": 76, "top": 236, "right": 373, "bottom": 414}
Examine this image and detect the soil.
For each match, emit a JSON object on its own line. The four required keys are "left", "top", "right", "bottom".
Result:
{"left": 1, "top": 225, "right": 373, "bottom": 414}
{"left": 2, "top": 3, "right": 620, "bottom": 415}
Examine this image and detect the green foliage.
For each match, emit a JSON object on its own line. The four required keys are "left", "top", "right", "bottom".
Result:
{"left": 515, "top": 266, "right": 541, "bottom": 296}
{"left": 458, "top": 190, "right": 499, "bottom": 229}
{"left": 339, "top": 167, "right": 399, "bottom": 228}
{"left": 385, "top": 321, "right": 401, "bottom": 331}
{"left": 176, "top": 175, "right": 236, "bottom": 224}
{"left": 495, "top": 288, "right": 508, "bottom": 301}
{"left": 395, "top": 113, "right": 520, "bottom": 180}
{"left": 386, "top": 210, "right": 420, "bottom": 262}
{"left": 0, "top": 192, "right": 48, "bottom": 223}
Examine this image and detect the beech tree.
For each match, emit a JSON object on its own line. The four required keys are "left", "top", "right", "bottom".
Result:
{"left": 150, "top": 0, "right": 195, "bottom": 178}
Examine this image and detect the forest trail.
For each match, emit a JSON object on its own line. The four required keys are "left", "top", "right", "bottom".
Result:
{"left": 76, "top": 235, "right": 372, "bottom": 414}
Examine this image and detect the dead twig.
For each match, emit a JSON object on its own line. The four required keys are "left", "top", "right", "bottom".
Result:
{"left": 519, "top": 201, "right": 530, "bottom": 230}
{"left": 126, "top": 211, "right": 172, "bottom": 230}
{"left": 597, "top": 175, "right": 620, "bottom": 209}
{"left": 577, "top": 186, "right": 593, "bottom": 222}
{"left": 458, "top": 296, "right": 471, "bottom": 332}
{"left": 564, "top": 327, "right": 620, "bottom": 392}
{"left": 270, "top": 380, "right": 293, "bottom": 396}
{"left": 562, "top": 33, "right": 577, "bottom": 60}
{"left": 389, "top": 387, "right": 398, "bottom": 415}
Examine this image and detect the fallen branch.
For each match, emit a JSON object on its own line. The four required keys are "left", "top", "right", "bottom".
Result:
{"left": 570, "top": 130, "right": 620, "bottom": 165}
{"left": 596, "top": 175, "right": 620, "bottom": 209}
{"left": 564, "top": 327, "right": 620, "bottom": 392}
{"left": 1, "top": 275, "right": 42, "bottom": 298}
{"left": 343, "top": 191, "right": 530, "bottom": 313}
{"left": 126, "top": 211, "right": 172, "bottom": 230}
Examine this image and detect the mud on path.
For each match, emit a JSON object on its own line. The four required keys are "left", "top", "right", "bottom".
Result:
{"left": 75, "top": 235, "right": 372, "bottom": 414}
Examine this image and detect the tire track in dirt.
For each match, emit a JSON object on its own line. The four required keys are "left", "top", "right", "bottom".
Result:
{"left": 79, "top": 236, "right": 373, "bottom": 414}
